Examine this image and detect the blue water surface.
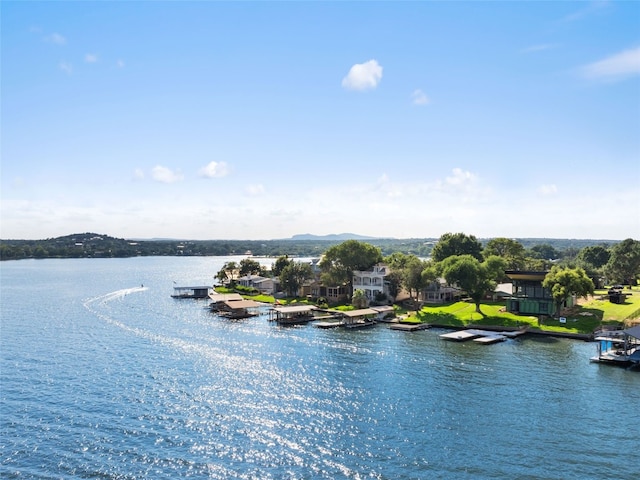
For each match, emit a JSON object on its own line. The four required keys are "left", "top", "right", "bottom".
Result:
{"left": 1, "top": 257, "right": 639, "bottom": 479}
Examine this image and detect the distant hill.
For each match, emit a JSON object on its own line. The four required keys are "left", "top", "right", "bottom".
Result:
{"left": 1, "top": 231, "right": 622, "bottom": 261}
{"left": 289, "top": 233, "right": 382, "bottom": 241}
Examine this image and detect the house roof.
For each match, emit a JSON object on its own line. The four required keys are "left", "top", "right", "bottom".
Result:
{"left": 236, "top": 275, "right": 267, "bottom": 282}
{"left": 625, "top": 325, "right": 640, "bottom": 339}
{"left": 505, "top": 271, "right": 548, "bottom": 281}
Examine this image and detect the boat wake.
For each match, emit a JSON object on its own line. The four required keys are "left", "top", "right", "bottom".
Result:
{"left": 84, "top": 286, "right": 148, "bottom": 306}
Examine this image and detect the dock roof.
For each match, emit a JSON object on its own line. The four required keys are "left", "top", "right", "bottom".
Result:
{"left": 273, "top": 305, "right": 317, "bottom": 314}
{"left": 209, "top": 292, "right": 244, "bottom": 302}
{"left": 341, "top": 308, "right": 378, "bottom": 318}
{"left": 224, "top": 299, "right": 261, "bottom": 310}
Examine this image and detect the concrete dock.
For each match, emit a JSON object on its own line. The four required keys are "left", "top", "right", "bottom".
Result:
{"left": 440, "top": 328, "right": 526, "bottom": 343}
{"left": 389, "top": 323, "right": 430, "bottom": 332}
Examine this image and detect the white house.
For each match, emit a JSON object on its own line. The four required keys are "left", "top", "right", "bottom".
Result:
{"left": 353, "top": 264, "right": 389, "bottom": 302}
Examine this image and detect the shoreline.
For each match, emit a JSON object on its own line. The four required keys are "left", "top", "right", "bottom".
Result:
{"left": 428, "top": 323, "right": 593, "bottom": 341}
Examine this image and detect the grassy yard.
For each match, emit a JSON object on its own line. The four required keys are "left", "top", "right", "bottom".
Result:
{"left": 404, "top": 290, "right": 640, "bottom": 335}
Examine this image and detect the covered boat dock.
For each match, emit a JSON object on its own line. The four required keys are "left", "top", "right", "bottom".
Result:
{"left": 591, "top": 325, "right": 640, "bottom": 367}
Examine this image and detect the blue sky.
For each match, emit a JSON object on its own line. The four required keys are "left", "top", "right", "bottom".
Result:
{"left": 2, "top": 1, "right": 639, "bottom": 240}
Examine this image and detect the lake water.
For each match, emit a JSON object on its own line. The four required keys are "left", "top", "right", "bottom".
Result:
{"left": 1, "top": 257, "right": 639, "bottom": 479}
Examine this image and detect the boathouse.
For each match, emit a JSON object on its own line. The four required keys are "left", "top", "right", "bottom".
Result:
{"left": 592, "top": 325, "right": 640, "bottom": 366}
{"left": 270, "top": 305, "right": 318, "bottom": 325}
{"left": 171, "top": 285, "right": 213, "bottom": 299}
{"left": 218, "top": 299, "right": 262, "bottom": 319}
{"left": 339, "top": 308, "right": 377, "bottom": 328}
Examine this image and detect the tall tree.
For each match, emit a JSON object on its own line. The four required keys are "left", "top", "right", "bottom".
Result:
{"left": 319, "top": 240, "right": 382, "bottom": 296}
{"left": 528, "top": 243, "right": 559, "bottom": 261}
{"left": 439, "top": 255, "right": 505, "bottom": 314}
{"left": 271, "top": 255, "right": 292, "bottom": 277}
{"left": 484, "top": 237, "right": 526, "bottom": 270}
{"left": 215, "top": 261, "right": 238, "bottom": 285}
{"left": 402, "top": 255, "right": 428, "bottom": 306}
{"left": 279, "top": 262, "right": 313, "bottom": 297}
{"left": 542, "top": 266, "right": 594, "bottom": 317}
{"left": 431, "top": 232, "right": 483, "bottom": 262}
{"left": 578, "top": 245, "right": 610, "bottom": 269}
{"left": 605, "top": 238, "right": 640, "bottom": 286}
{"left": 239, "top": 258, "right": 263, "bottom": 277}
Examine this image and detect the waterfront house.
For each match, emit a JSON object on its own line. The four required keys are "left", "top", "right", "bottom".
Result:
{"left": 504, "top": 270, "right": 574, "bottom": 316}
{"left": 352, "top": 264, "right": 390, "bottom": 303}
{"left": 422, "top": 278, "right": 462, "bottom": 304}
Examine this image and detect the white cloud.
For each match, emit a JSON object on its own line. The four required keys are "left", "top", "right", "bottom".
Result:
{"left": 445, "top": 168, "right": 476, "bottom": 186}
{"left": 341, "top": 59, "right": 383, "bottom": 91}
{"left": 539, "top": 184, "right": 558, "bottom": 195}
{"left": 151, "top": 165, "right": 183, "bottom": 183}
{"left": 411, "top": 89, "right": 430, "bottom": 106}
{"left": 58, "top": 61, "right": 73, "bottom": 75}
{"left": 581, "top": 46, "right": 640, "bottom": 80}
{"left": 198, "top": 161, "right": 229, "bottom": 178}
{"left": 46, "top": 33, "right": 66, "bottom": 45}
{"left": 246, "top": 184, "right": 265, "bottom": 196}
{"left": 85, "top": 53, "right": 98, "bottom": 63}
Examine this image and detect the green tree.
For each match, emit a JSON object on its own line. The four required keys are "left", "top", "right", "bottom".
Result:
{"left": 604, "top": 238, "right": 640, "bottom": 286}
{"left": 216, "top": 261, "right": 238, "bottom": 285}
{"left": 431, "top": 232, "right": 483, "bottom": 262}
{"left": 280, "top": 262, "right": 313, "bottom": 297}
{"left": 319, "top": 240, "right": 382, "bottom": 296}
{"left": 578, "top": 245, "right": 610, "bottom": 269}
{"left": 385, "top": 270, "right": 402, "bottom": 300}
{"left": 528, "top": 243, "right": 559, "bottom": 261}
{"left": 542, "top": 266, "right": 594, "bottom": 317}
{"left": 271, "top": 255, "right": 292, "bottom": 277}
{"left": 484, "top": 237, "right": 526, "bottom": 270}
{"left": 402, "top": 255, "right": 428, "bottom": 307}
{"left": 352, "top": 289, "right": 368, "bottom": 309}
{"left": 239, "top": 258, "right": 263, "bottom": 277}
{"left": 439, "top": 255, "right": 503, "bottom": 314}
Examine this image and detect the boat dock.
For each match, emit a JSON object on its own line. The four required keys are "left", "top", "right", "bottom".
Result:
{"left": 315, "top": 320, "right": 345, "bottom": 329}
{"left": 389, "top": 323, "right": 430, "bottom": 332}
{"left": 440, "top": 328, "right": 526, "bottom": 343}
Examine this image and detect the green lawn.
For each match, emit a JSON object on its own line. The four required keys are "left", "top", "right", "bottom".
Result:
{"left": 407, "top": 291, "right": 640, "bottom": 334}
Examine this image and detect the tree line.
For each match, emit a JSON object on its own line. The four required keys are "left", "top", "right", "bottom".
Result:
{"left": 0, "top": 231, "right": 621, "bottom": 262}
{"left": 216, "top": 233, "right": 640, "bottom": 318}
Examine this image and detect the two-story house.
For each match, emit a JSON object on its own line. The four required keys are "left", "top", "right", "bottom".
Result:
{"left": 505, "top": 270, "right": 574, "bottom": 316}
{"left": 352, "top": 264, "right": 390, "bottom": 303}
